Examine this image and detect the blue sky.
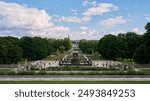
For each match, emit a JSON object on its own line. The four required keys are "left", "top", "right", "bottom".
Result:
{"left": 0, "top": 0, "right": 149, "bottom": 40}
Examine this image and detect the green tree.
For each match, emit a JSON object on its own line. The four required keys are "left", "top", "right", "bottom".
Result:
{"left": 47, "top": 38, "right": 72, "bottom": 55}
{"left": 79, "top": 39, "right": 98, "bottom": 54}
{"left": 63, "top": 38, "right": 72, "bottom": 51}
{"left": 133, "top": 45, "right": 150, "bottom": 64}
{"left": 79, "top": 39, "right": 87, "bottom": 53}
{"left": 133, "top": 23, "right": 150, "bottom": 64}
{"left": 47, "top": 38, "right": 57, "bottom": 53}
{"left": 98, "top": 34, "right": 117, "bottom": 60}
{"left": 2, "top": 36, "right": 20, "bottom": 45}
{"left": 116, "top": 33, "right": 128, "bottom": 60}
{"left": 7, "top": 44, "right": 23, "bottom": 64}
{"left": 0, "top": 38, "right": 22, "bottom": 64}
{"left": 125, "top": 32, "right": 142, "bottom": 60}
{"left": 59, "top": 46, "right": 65, "bottom": 53}
{"left": 144, "top": 23, "right": 150, "bottom": 47}
{"left": 86, "top": 48, "right": 93, "bottom": 54}
{"left": 19, "top": 37, "right": 49, "bottom": 61}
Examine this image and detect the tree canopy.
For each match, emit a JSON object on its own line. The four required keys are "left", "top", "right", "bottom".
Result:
{"left": 133, "top": 23, "right": 150, "bottom": 64}
{"left": 98, "top": 34, "right": 117, "bottom": 60}
{"left": 0, "top": 36, "right": 72, "bottom": 64}
{"left": 79, "top": 39, "right": 98, "bottom": 54}
{"left": 0, "top": 37, "right": 22, "bottom": 64}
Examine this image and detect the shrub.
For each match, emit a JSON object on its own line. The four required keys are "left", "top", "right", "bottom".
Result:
{"left": 126, "top": 70, "right": 136, "bottom": 75}
{"left": 17, "top": 71, "right": 35, "bottom": 75}
{"left": 7, "top": 71, "right": 16, "bottom": 75}
{"left": 35, "top": 71, "right": 47, "bottom": 75}
{"left": 30, "top": 67, "right": 40, "bottom": 70}
{"left": 46, "top": 66, "right": 119, "bottom": 71}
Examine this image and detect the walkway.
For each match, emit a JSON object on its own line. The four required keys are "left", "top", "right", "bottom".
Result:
{"left": 0, "top": 75, "right": 150, "bottom": 81}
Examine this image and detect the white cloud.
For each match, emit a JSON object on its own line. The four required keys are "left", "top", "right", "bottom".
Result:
{"left": 131, "top": 28, "right": 144, "bottom": 35}
{"left": 70, "top": 29, "right": 100, "bottom": 40}
{"left": 58, "top": 16, "right": 91, "bottom": 23}
{"left": 0, "top": 2, "right": 54, "bottom": 30}
{"left": 110, "top": 30, "right": 126, "bottom": 36}
{"left": 83, "top": 3, "right": 118, "bottom": 17}
{"left": 144, "top": 14, "right": 150, "bottom": 20}
{"left": 0, "top": 1, "right": 70, "bottom": 39}
{"left": 0, "top": 1, "right": 96, "bottom": 39}
{"left": 80, "top": 26, "right": 88, "bottom": 30}
{"left": 83, "top": 1, "right": 97, "bottom": 7}
{"left": 52, "top": 14, "right": 60, "bottom": 18}
{"left": 73, "top": 12, "right": 78, "bottom": 16}
{"left": 29, "top": 26, "right": 70, "bottom": 38}
{"left": 70, "top": 9, "right": 78, "bottom": 15}
{"left": 109, "top": 28, "right": 144, "bottom": 36}
{"left": 58, "top": 16, "right": 82, "bottom": 23}
{"left": 101, "top": 16, "right": 127, "bottom": 27}
{"left": 82, "top": 16, "right": 91, "bottom": 22}
{"left": 145, "top": 17, "right": 150, "bottom": 20}
{"left": 70, "top": 9, "right": 77, "bottom": 12}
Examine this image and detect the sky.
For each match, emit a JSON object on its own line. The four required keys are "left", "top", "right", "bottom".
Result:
{"left": 0, "top": 0, "right": 149, "bottom": 40}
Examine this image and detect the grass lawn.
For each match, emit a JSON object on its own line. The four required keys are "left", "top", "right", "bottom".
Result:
{"left": 120, "top": 61, "right": 135, "bottom": 65}
{"left": 86, "top": 54, "right": 135, "bottom": 64}
{"left": 86, "top": 55, "right": 106, "bottom": 60}
{"left": 0, "top": 80, "right": 150, "bottom": 84}
{"left": 0, "top": 68, "right": 14, "bottom": 75}
{"left": 73, "top": 48, "right": 80, "bottom": 51}
{"left": 139, "top": 68, "right": 150, "bottom": 74}
{"left": 44, "top": 54, "right": 65, "bottom": 60}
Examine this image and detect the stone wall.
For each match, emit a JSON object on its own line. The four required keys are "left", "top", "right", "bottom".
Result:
{"left": 31, "top": 60, "right": 59, "bottom": 69}
{"left": 92, "top": 60, "right": 122, "bottom": 68}
{"left": 0, "top": 64, "right": 18, "bottom": 68}
{"left": 134, "top": 64, "right": 150, "bottom": 68}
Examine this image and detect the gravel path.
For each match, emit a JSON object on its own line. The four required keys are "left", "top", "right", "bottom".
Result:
{"left": 0, "top": 75, "right": 150, "bottom": 81}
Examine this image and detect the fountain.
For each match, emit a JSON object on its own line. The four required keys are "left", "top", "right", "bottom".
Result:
{"left": 59, "top": 51, "right": 92, "bottom": 66}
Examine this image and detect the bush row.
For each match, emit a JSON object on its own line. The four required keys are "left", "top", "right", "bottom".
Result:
{"left": 0, "top": 70, "right": 148, "bottom": 75}
{"left": 46, "top": 66, "right": 119, "bottom": 71}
